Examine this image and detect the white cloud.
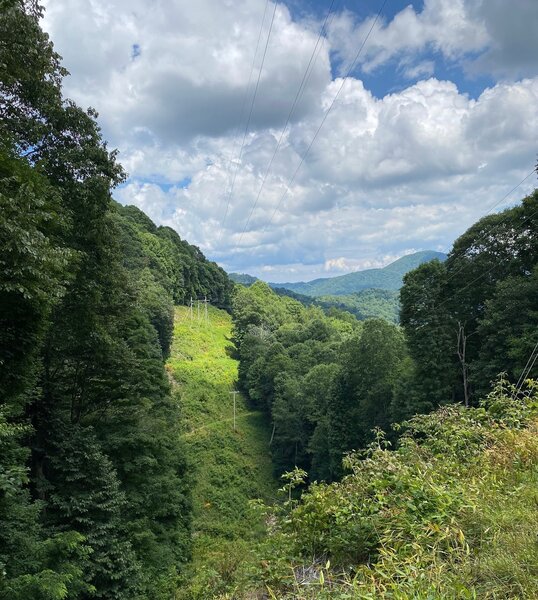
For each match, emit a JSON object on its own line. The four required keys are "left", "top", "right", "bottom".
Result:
{"left": 328, "top": 0, "right": 538, "bottom": 81}
{"left": 41, "top": 1, "right": 538, "bottom": 282}
{"left": 402, "top": 60, "right": 435, "bottom": 80}
{"left": 323, "top": 252, "right": 416, "bottom": 273}
{"left": 43, "top": 0, "right": 331, "bottom": 144}
{"left": 116, "top": 75, "right": 537, "bottom": 280}
{"left": 328, "top": 0, "right": 489, "bottom": 76}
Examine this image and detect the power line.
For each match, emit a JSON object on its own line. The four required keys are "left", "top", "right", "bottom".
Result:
{"left": 218, "top": 0, "right": 278, "bottom": 243}
{"left": 216, "top": 0, "right": 271, "bottom": 228}
{"left": 250, "top": 0, "right": 387, "bottom": 241}
{"left": 515, "top": 339, "right": 538, "bottom": 393}
{"left": 441, "top": 169, "right": 537, "bottom": 288}
{"left": 237, "top": 0, "right": 339, "bottom": 245}
{"left": 433, "top": 201, "right": 538, "bottom": 312}
{"left": 523, "top": 351, "right": 538, "bottom": 387}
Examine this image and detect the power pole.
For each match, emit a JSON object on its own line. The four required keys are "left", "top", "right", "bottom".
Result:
{"left": 229, "top": 391, "right": 239, "bottom": 432}
{"left": 203, "top": 296, "right": 209, "bottom": 323}
{"left": 457, "top": 321, "right": 470, "bottom": 408}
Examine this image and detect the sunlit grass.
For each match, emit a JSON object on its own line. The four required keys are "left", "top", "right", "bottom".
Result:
{"left": 167, "top": 305, "right": 278, "bottom": 598}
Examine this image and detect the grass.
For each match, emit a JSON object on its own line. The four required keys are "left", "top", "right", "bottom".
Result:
{"left": 167, "top": 306, "right": 277, "bottom": 598}
{"left": 167, "top": 309, "right": 538, "bottom": 599}
{"left": 242, "top": 384, "right": 538, "bottom": 599}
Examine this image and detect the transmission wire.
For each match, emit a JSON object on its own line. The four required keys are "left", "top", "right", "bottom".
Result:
{"left": 216, "top": 0, "right": 271, "bottom": 229}
{"left": 218, "top": 1, "right": 278, "bottom": 242}
{"left": 251, "top": 0, "right": 388, "bottom": 241}
{"left": 237, "top": 0, "right": 339, "bottom": 245}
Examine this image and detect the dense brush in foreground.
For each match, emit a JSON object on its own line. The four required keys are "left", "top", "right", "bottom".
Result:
{"left": 225, "top": 379, "right": 538, "bottom": 599}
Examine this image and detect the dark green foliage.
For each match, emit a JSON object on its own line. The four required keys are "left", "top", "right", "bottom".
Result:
{"left": 318, "top": 289, "right": 400, "bottom": 322}
{"left": 44, "top": 425, "right": 140, "bottom": 599}
{"left": 328, "top": 320, "right": 408, "bottom": 478}
{"left": 136, "top": 268, "right": 175, "bottom": 357}
{"left": 114, "top": 202, "right": 233, "bottom": 308}
{"left": 235, "top": 192, "right": 538, "bottom": 487}
{"left": 1, "top": 2, "right": 197, "bottom": 596}
{"left": 233, "top": 283, "right": 410, "bottom": 480}
{"left": 228, "top": 272, "right": 259, "bottom": 286}
{"left": 0, "top": 150, "right": 71, "bottom": 410}
{"left": 233, "top": 283, "right": 412, "bottom": 481}
{"left": 0, "top": 412, "right": 90, "bottom": 600}
{"left": 473, "top": 265, "right": 538, "bottom": 395}
{"left": 399, "top": 190, "right": 538, "bottom": 414}
{"left": 272, "top": 286, "right": 400, "bottom": 323}
{"left": 399, "top": 259, "right": 455, "bottom": 414}
{"left": 94, "top": 312, "right": 192, "bottom": 579}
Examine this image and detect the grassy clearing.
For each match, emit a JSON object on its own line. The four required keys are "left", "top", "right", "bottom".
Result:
{"left": 167, "top": 306, "right": 277, "bottom": 598}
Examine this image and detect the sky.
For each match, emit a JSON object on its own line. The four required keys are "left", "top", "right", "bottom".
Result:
{"left": 41, "top": 0, "right": 538, "bottom": 282}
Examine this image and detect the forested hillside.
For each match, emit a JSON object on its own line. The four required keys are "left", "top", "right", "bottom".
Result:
{"left": 234, "top": 192, "right": 537, "bottom": 485}
{"left": 233, "top": 282, "right": 410, "bottom": 480}
{"left": 0, "top": 2, "right": 228, "bottom": 597}
{"left": 230, "top": 252, "right": 447, "bottom": 323}
{"left": 399, "top": 191, "right": 538, "bottom": 411}
{"left": 317, "top": 289, "right": 400, "bottom": 323}
{"left": 2, "top": 2, "right": 538, "bottom": 600}
{"left": 270, "top": 250, "right": 447, "bottom": 296}
{"left": 229, "top": 191, "right": 538, "bottom": 598}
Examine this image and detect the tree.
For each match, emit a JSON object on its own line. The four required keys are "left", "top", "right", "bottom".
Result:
{"left": 45, "top": 424, "right": 141, "bottom": 599}
{"left": 400, "top": 190, "right": 538, "bottom": 407}
{"left": 1, "top": 3, "right": 194, "bottom": 597}
{"left": 473, "top": 265, "right": 538, "bottom": 395}
{"left": 400, "top": 259, "right": 456, "bottom": 411}
{"left": 329, "top": 319, "right": 408, "bottom": 477}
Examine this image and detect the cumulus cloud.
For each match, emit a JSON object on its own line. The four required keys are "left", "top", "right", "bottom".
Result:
{"left": 41, "top": 0, "right": 538, "bottom": 282}
{"left": 117, "top": 75, "right": 537, "bottom": 279}
{"left": 43, "top": 0, "right": 331, "bottom": 144}
{"left": 323, "top": 253, "right": 416, "bottom": 273}
{"left": 328, "top": 0, "right": 488, "bottom": 76}
{"left": 328, "top": 0, "right": 538, "bottom": 81}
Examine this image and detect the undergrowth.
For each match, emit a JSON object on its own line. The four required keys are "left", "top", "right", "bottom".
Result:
{"left": 234, "top": 378, "right": 538, "bottom": 599}
{"left": 167, "top": 306, "right": 277, "bottom": 598}
{"left": 169, "top": 309, "right": 538, "bottom": 599}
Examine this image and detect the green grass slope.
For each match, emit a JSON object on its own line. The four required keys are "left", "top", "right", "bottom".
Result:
{"left": 272, "top": 250, "right": 446, "bottom": 296}
{"left": 167, "top": 306, "right": 277, "bottom": 598}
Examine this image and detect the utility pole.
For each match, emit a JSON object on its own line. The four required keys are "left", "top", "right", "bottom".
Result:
{"left": 203, "top": 296, "right": 209, "bottom": 323}
{"left": 457, "top": 321, "right": 470, "bottom": 408}
{"left": 229, "top": 391, "right": 239, "bottom": 432}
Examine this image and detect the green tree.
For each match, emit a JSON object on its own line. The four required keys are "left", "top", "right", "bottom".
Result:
{"left": 44, "top": 425, "right": 140, "bottom": 599}
{"left": 399, "top": 259, "right": 455, "bottom": 413}
{"left": 329, "top": 319, "right": 408, "bottom": 477}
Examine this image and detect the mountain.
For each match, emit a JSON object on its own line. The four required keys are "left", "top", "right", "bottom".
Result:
{"left": 229, "top": 272, "right": 259, "bottom": 286}
{"left": 269, "top": 250, "right": 447, "bottom": 296}
{"left": 318, "top": 289, "right": 401, "bottom": 323}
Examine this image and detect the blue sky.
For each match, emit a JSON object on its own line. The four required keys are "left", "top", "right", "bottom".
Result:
{"left": 43, "top": 0, "right": 538, "bottom": 281}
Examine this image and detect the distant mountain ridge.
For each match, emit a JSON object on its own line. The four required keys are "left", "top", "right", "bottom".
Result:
{"left": 229, "top": 251, "right": 447, "bottom": 322}
{"left": 269, "top": 250, "right": 447, "bottom": 297}
{"left": 229, "top": 251, "right": 447, "bottom": 296}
